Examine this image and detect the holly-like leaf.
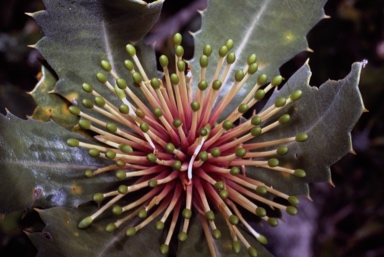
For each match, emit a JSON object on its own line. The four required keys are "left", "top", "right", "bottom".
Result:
{"left": 0, "top": 113, "right": 119, "bottom": 214}
{"left": 247, "top": 62, "right": 365, "bottom": 197}
{"left": 28, "top": 207, "right": 164, "bottom": 257}
{"left": 191, "top": 0, "right": 327, "bottom": 119}
{"left": 30, "top": 66, "right": 79, "bottom": 130}
{"left": 32, "top": 0, "right": 163, "bottom": 110}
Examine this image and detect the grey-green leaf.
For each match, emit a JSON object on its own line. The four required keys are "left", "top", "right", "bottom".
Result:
{"left": 247, "top": 62, "right": 365, "bottom": 196}
{"left": 0, "top": 113, "right": 116, "bottom": 214}
{"left": 33, "top": 0, "right": 163, "bottom": 111}
{"left": 28, "top": 207, "right": 163, "bottom": 257}
{"left": 191, "top": 0, "right": 326, "bottom": 120}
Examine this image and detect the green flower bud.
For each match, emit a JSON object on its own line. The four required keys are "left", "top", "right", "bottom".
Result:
{"left": 112, "top": 205, "right": 123, "bottom": 215}
{"left": 78, "top": 216, "right": 93, "bottom": 229}
{"left": 126, "top": 44, "right": 136, "bottom": 56}
{"left": 100, "top": 60, "right": 111, "bottom": 71}
{"left": 212, "top": 229, "right": 221, "bottom": 239}
{"left": 203, "top": 45, "right": 212, "bottom": 56}
{"left": 82, "top": 83, "right": 93, "bottom": 93}
{"left": 93, "top": 193, "right": 104, "bottom": 203}
{"left": 178, "top": 232, "right": 187, "bottom": 241}
{"left": 175, "top": 45, "right": 184, "bottom": 57}
{"left": 182, "top": 208, "right": 192, "bottom": 219}
{"left": 69, "top": 106, "right": 80, "bottom": 116}
{"left": 119, "top": 144, "right": 133, "bottom": 154}
{"left": 88, "top": 148, "right": 100, "bottom": 157}
{"left": 170, "top": 73, "right": 179, "bottom": 85}
{"left": 118, "top": 185, "right": 128, "bottom": 194}
{"left": 215, "top": 181, "right": 224, "bottom": 190}
{"left": 160, "top": 244, "right": 169, "bottom": 255}
{"left": 177, "top": 60, "right": 186, "bottom": 72}
{"left": 247, "top": 53, "right": 257, "bottom": 65}
{"left": 106, "top": 122, "right": 117, "bottom": 133}
{"left": 225, "top": 39, "right": 234, "bottom": 50}
{"left": 124, "top": 60, "right": 134, "bottom": 71}
{"left": 82, "top": 98, "right": 93, "bottom": 109}
{"left": 232, "top": 241, "right": 241, "bottom": 253}
{"left": 226, "top": 52, "right": 236, "bottom": 64}
{"left": 155, "top": 221, "right": 164, "bottom": 231}
{"left": 199, "top": 151, "right": 208, "bottom": 161}
{"left": 268, "top": 158, "right": 279, "bottom": 167}
{"left": 146, "top": 153, "right": 157, "bottom": 163}
{"left": 286, "top": 206, "right": 298, "bottom": 215}
{"left": 200, "top": 55, "right": 209, "bottom": 68}
{"left": 235, "top": 70, "right": 245, "bottom": 82}
{"left": 229, "top": 215, "right": 239, "bottom": 225}
{"left": 230, "top": 167, "right": 240, "bottom": 175}
{"left": 105, "top": 223, "right": 117, "bottom": 232}
{"left": 67, "top": 138, "right": 79, "bottom": 147}
{"left": 115, "top": 170, "right": 126, "bottom": 180}
{"left": 159, "top": 55, "right": 168, "bottom": 67}
{"left": 173, "top": 33, "right": 182, "bottom": 45}
{"left": 198, "top": 80, "right": 208, "bottom": 91}
{"left": 248, "top": 246, "right": 258, "bottom": 257}
{"left": 126, "top": 227, "right": 136, "bottom": 237}
{"left": 271, "top": 75, "right": 283, "bottom": 86}
{"left": 151, "top": 78, "right": 161, "bottom": 89}
{"left": 96, "top": 72, "right": 107, "bottom": 84}
{"left": 148, "top": 179, "right": 158, "bottom": 188}
{"left": 205, "top": 210, "right": 215, "bottom": 221}
{"left": 219, "top": 45, "right": 228, "bottom": 57}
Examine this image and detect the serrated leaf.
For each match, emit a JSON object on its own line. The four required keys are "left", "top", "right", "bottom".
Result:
{"left": 247, "top": 62, "right": 364, "bottom": 196}
{"left": 191, "top": 0, "right": 326, "bottom": 120}
{"left": 0, "top": 113, "right": 119, "bottom": 214}
{"left": 31, "top": 66, "right": 79, "bottom": 130}
{"left": 28, "top": 207, "right": 164, "bottom": 257}
{"left": 33, "top": 0, "right": 163, "bottom": 111}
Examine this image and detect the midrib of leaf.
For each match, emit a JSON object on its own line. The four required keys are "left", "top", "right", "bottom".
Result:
{"left": 3, "top": 160, "right": 102, "bottom": 170}
{"left": 101, "top": 19, "right": 117, "bottom": 74}
{"left": 228, "top": 0, "right": 270, "bottom": 82}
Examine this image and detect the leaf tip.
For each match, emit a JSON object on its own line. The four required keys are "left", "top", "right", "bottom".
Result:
{"left": 323, "top": 14, "right": 331, "bottom": 19}
{"left": 306, "top": 47, "right": 314, "bottom": 53}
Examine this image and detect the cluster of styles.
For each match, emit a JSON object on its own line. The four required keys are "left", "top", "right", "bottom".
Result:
{"left": 66, "top": 33, "right": 308, "bottom": 257}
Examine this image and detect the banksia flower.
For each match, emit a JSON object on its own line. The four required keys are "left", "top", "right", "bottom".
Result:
{"left": 67, "top": 33, "right": 309, "bottom": 256}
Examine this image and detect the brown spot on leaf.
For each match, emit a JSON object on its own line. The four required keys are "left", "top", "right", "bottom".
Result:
{"left": 71, "top": 184, "right": 82, "bottom": 195}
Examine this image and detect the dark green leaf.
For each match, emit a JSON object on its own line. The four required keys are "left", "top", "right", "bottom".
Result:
{"left": 247, "top": 62, "right": 365, "bottom": 196}
{"left": 28, "top": 207, "right": 164, "bottom": 257}
{"left": 191, "top": 0, "right": 326, "bottom": 119}
{"left": 0, "top": 113, "right": 117, "bottom": 214}
{"left": 33, "top": 0, "right": 163, "bottom": 111}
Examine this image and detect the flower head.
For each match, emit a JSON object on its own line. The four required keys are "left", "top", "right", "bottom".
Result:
{"left": 67, "top": 33, "right": 308, "bottom": 256}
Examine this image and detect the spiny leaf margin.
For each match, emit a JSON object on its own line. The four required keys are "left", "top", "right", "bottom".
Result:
{"left": 191, "top": 0, "right": 327, "bottom": 120}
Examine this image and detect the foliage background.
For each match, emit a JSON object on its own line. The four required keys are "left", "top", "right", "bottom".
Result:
{"left": 0, "top": 0, "right": 383, "bottom": 256}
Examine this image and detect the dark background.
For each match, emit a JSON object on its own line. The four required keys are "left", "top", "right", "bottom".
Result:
{"left": 1, "top": 0, "right": 383, "bottom": 256}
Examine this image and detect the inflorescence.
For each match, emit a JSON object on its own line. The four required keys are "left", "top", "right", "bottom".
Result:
{"left": 67, "top": 33, "right": 308, "bottom": 257}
